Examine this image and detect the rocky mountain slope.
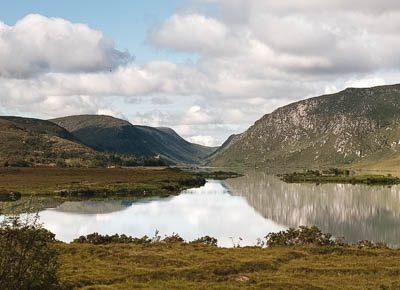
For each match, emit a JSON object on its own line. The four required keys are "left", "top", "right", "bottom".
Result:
{"left": 206, "top": 134, "right": 240, "bottom": 162}
{"left": 211, "top": 84, "right": 400, "bottom": 170}
{"left": 51, "top": 115, "right": 217, "bottom": 164}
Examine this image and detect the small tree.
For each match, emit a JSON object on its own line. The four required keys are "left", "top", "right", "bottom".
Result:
{"left": 0, "top": 215, "right": 59, "bottom": 289}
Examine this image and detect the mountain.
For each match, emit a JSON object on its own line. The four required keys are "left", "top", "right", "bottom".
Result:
{"left": 0, "top": 116, "right": 166, "bottom": 167}
{"left": 206, "top": 134, "right": 240, "bottom": 161}
{"left": 0, "top": 116, "right": 94, "bottom": 166}
{"left": 211, "top": 84, "right": 400, "bottom": 170}
{"left": 51, "top": 115, "right": 217, "bottom": 164}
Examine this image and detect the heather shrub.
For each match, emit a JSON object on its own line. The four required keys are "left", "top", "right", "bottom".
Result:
{"left": 266, "top": 226, "right": 334, "bottom": 247}
{"left": 190, "top": 236, "right": 218, "bottom": 246}
{"left": 0, "top": 216, "right": 59, "bottom": 290}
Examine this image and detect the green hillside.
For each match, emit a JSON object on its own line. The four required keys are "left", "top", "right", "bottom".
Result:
{"left": 51, "top": 115, "right": 217, "bottom": 164}
{"left": 0, "top": 116, "right": 94, "bottom": 166}
{"left": 211, "top": 84, "right": 400, "bottom": 171}
{"left": 0, "top": 116, "right": 165, "bottom": 167}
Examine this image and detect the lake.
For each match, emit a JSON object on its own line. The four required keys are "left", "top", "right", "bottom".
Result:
{"left": 13, "top": 172, "right": 400, "bottom": 247}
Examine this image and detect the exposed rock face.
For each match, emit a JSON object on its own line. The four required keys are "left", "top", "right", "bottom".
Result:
{"left": 211, "top": 84, "right": 400, "bottom": 169}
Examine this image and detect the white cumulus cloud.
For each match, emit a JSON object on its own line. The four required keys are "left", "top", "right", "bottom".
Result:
{"left": 0, "top": 14, "right": 130, "bottom": 78}
{"left": 2, "top": 3, "right": 400, "bottom": 145}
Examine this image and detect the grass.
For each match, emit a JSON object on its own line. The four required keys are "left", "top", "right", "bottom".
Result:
{"left": 194, "top": 170, "right": 244, "bottom": 180}
{"left": 0, "top": 167, "right": 205, "bottom": 196}
{"left": 0, "top": 167, "right": 205, "bottom": 214}
{"left": 56, "top": 242, "right": 400, "bottom": 289}
{"left": 280, "top": 169, "right": 400, "bottom": 185}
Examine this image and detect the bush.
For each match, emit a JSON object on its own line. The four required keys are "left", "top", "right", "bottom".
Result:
{"left": 72, "top": 233, "right": 152, "bottom": 245}
{"left": 0, "top": 190, "right": 21, "bottom": 202}
{"left": 0, "top": 216, "right": 59, "bottom": 289}
{"left": 266, "top": 226, "right": 335, "bottom": 247}
{"left": 190, "top": 236, "right": 218, "bottom": 246}
{"left": 72, "top": 232, "right": 219, "bottom": 246}
{"left": 356, "top": 240, "right": 388, "bottom": 249}
{"left": 163, "top": 233, "right": 184, "bottom": 244}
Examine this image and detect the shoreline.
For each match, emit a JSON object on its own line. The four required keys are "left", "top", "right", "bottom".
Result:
{"left": 0, "top": 167, "right": 206, "bottom": 214}
{"left": 279, "top": 169, "right": 400, "bottom": 185}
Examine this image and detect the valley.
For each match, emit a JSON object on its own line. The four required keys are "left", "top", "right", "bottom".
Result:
{"left": 2, "top": 3, "right": 399, "bottom": 289}
{"left": 3, "top": 84, "right": 400, "bottom": 289}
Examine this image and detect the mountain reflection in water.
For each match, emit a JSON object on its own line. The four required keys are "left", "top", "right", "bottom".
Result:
{"left": 224, "top": 172, "right": 400, "bottom": 247}
{"left": 16, "top": 172, "right": 400, "bottom": 247}
{"left": 37, "top": 180, "right": 285, "bottom": 247}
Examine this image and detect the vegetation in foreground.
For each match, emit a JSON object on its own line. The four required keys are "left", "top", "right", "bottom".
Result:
{"left": 0, "top": 167, "right": 205, "bottom": 214}
{"left": 0, "top": 216, "right": 59, "bottom": 290}
{"left": 280, "top": 168, "right": 400, "bottom": 185}
{"left": 2, "top": 220, "right": 400, "bottom": 290}
{"left": 59, "top": 241, "right": 398, "bottom": 289}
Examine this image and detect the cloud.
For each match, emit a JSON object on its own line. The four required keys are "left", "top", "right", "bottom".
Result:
{"left": 345, "top": 77, "right": 387, "bottom": 88}
{"left": 208, "top": 0, "right": 400, "bottom": 18}
{"left": 96, "top": 108, "right": 127, "bottom": 120}
{"left": 182, "top": 106, "right": 217, "bottom": 125}
{"left": 152, "top": 8, "right": 400, "bottom": 76}
{"left": 2, "top": 4, "right": 400, "bottom": 146}
{"left": 187, "top": 135, "right": 216, "bottom": 147}
{"left": 150, "top": 14, "right": 228, "bottom": 54}
{"left": 0, "top": 14, "right": 130, "bottom": 78}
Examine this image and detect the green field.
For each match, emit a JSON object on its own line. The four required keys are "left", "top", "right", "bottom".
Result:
{"left": 0, "top": 167, "right": 205, "bottom": 196}
{"left": 56, "top": 242, "right": 400, "bottom": 289}
{"left": 0, "top": 167, "right": 205, "bottom": 214}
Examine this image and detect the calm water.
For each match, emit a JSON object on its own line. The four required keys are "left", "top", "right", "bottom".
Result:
{"left": 22, "top": 172, "right": 400, "bottom": 247}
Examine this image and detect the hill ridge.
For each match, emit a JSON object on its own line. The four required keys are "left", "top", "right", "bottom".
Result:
{"left": 51, "top": 115, "right": 217, "bottom": 164}
{"left": 210, "top": 83, "right": 400, "bottom": 170}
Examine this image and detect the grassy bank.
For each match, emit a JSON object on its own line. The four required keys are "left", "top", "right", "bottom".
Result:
{"left": 195, "top": 170, "right": 243, "bottom": 180}
{"left": 0, "top": 167, "right": 205, "bottom": 214}
{"left": 280, "top": 169, "right": 400, "bottom": 185}
{"left": 56, "top": 242, "right": 400, "bottom": 289}
{"left": 0, "top": 167, "right": 205, "bottom": 197}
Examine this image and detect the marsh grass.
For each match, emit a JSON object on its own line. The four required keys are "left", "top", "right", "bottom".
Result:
{"left": 0, "top": 167, "right": 205, "bottom": 214}
{"left": 2, "top": 223, "right": 400, "bottom": 289}
{"left": 57, "top": 241, "right": 400, "bottom": 289}
{"left": 55, "top": 227, "right": 399, "bottom": 289}
{"left": 281, "top": 169, "right": 400, "bottom": 185}
{"left": 0, "top": 167, "right": 205, "bottom": 196}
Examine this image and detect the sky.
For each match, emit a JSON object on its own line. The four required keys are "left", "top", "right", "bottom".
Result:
{"left": 1, "top": 0, "right": 400, "bottom": 146}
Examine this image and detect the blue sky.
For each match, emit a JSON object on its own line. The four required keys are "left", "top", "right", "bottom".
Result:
{"left": 0, "top": 0, "right": 191, "bottom": 63}
{"left": 1, "top": 1, "right": 399, "bottom": 146}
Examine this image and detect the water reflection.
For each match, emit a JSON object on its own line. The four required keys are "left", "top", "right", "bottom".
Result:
{"left": 13, "top": 172, "right": 400, "bottom": 247}
{"left": 55, "top": 200, "right": 132, "bottom": 214}
{"left": 37, "top": 180, "right": 285, "bottom": 247}
{"left": 225, "top": 172, "right": 400, "bottom": 247}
